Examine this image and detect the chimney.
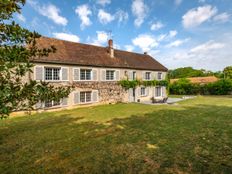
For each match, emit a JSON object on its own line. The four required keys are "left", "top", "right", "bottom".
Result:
{"left": 108, "top": 39, "right": 114, "bottom": 58}
{"left": 144, "top": 52, "right": 147, "bottom": 55}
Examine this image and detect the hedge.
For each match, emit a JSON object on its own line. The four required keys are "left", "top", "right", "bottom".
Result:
{"left": 169, "top": 78, "right": 232, "bottom": 95}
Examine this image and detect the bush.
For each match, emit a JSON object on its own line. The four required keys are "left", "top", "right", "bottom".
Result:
{"left": 169, "top": 78, "right": 232, "bottom": 95}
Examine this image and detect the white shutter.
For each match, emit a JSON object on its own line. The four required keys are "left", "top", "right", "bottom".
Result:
{"left": 151, "top": 72, "right": 155, "bottom": 80}
{"left": 35, "top": 66, "right": 44, "bottom": 81}
{"left": 74, "top": 92, "right": 80, "bottom": 104}
{"left": 129, "top": 71, "right": 133, "bottom": 80}
{"left": 146, "top": 88, "right": 149, "bottom": 96}
{"left": 35, "top": 101, "right": 43, "bottom": 109}
{"left": 73, "top": 68, "right": 80, "bottom": 81}
{"left": 92, "top": 90, "right": 99, "bottom": 102}
{"left": 128, "top": 88, "right": 133, "bottom": 102}
{"left": 115, "top": 70, "right": 120, "bottom": 81}
{"left": 137, "top": 87, "right": 141, "bottom": 97}
{"left": 92, "top": 69, "right": 98, "bottom": 81}
{"left": 162, "top": 87, "right": 166, "bottom": 97}
{"left": 61, "top": 67, "right": 69, "bottom": 81}
{"left": 142, "top": 72, "right": 146, "bottom": 80}
{"left": 62, "top": 97, "right": 68, "bottom": 106}
{"left": 101, "top": 69, "right": 106, "bottom": 81}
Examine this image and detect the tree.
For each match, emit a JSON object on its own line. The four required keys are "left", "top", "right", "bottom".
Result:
{"left": 223, "top": 66, "right": 232, "bottom": 79}
{"left": 0, "top": 0, "right": 71, "bottom": 118}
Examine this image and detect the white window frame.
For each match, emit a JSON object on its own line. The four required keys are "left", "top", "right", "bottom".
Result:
{"left": 155, "top": 86, "right": 162, "bottom": 97}
{"left": 140, "top": 87, "right": 146, "bottom": 96}
{"left": 145, "top": 72, "right": 151, "bottom": 80}
{"left": 44, "top": 67, "right": 61, "bottom": 81}
{"left": 44, "top": 100, "right": 61, "bottom": 108}
{"left": 80, "top": 91, "right": 92, "bottom": 104}
{"left": 106, "top": 70, "right": 115, "bottom": 81}
{"left": 80, "top": 68, "right": 92, "bottom": 81}
{"left": 157, "top": 72, "right": 162, "bottom": 80}
{"left": 132, "top": 71, "right": 136, "bottom": 80}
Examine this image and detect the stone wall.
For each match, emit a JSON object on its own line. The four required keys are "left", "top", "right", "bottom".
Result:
{"left": 73, "top": 82, "right": 128, "bottom": 103}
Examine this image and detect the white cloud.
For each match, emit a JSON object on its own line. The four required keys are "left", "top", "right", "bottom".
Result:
{"left": 16, "top": 14, "right": 26, "bottom": 22}
{"left": 169, "top": 30, "right": 177, "bottom": 38}
{"left": 166, "top": 38, "right": 190, "bottom": 48}
{"left": 115, "top": 10, "right": 129, "bottom": 24}
{"left": 91, "top": 31, "right": 108, "bottom": 46}
{"left": 190, "top": 40, "right": 225, "bottom": 53}
{"left": 28, "top": 0, "right": 68, "bottom": 26}
{"left": 131, "top": 0, "right": 148, "bottom": 27}
{"left": 182, "top": 5, "right": 217, "bottom": 28}
{"left": 124, "top": 45, "right": 135, "bottom": 52}
{"left": 150, "top": 21, "right": 164, "bottom": 31}
{"left": 98, "top": 9, "right": 114, "bottom": 24}
{"left": 175, "top": 0, "right": 182, "bottom": 6}
{"left": 53, "top": 33, "right": 80, "bottom": 42}
{"left": 213, "top": 12, "right": 230, "bottom": 23}
{"left": 132, "top": 34, "right": 158, "bottom": 52}
{"left": 75, "top": 4, "right": 92, "bottom": 30}
{"left": 96, "top": 0, "right": 111, "bottom": 6}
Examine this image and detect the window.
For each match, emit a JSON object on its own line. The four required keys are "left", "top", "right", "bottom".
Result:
{"left": 158, "top": 72, "right": 162, "bottom": 80}
{"left": 80, "top": 91, "right": 92, "bottom": 103}
{"left": 132, "top": 71, "right": 136, "bottom": 80}
{"left": 141, "top": 87, "right": 146, "bottom": 96}
{"left": 44, "top": 100, "right": 61, "bottom": 108}
{"left": 155, "top": 87, "right": 162, "bottom": 97}
{"left": 106, "top": 70, "right": 115, "bottom": 80}
{"left": 145, "top": 72, "right": 151, "bottom": 80}
{"left": 45, "top": 67, "right": 60, "bottom": 81}
{"left": 80, "top": 69, "right": 92, "bottom": 80}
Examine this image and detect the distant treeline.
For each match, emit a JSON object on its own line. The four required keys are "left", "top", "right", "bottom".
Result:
{"left": 168, "top": 67, "right": 224, "bottom": 79}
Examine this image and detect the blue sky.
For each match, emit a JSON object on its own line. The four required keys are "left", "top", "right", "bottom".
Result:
{"left": 14, "top": 0, "right": 232, "bottom": 71}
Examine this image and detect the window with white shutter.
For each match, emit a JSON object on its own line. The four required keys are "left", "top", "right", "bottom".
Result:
{"left": 101, "top": 69, "right": 106, "bottom": 81}
{"left": 62, "top": 97, "right": 68, "bottom": 106}
{"left": 73, "top": 68, "right": 80, "bottom": 81}
{"left": 74, "top": 92, "right": 80, "bottom": 104}
{"left": 61, "top": 67, "right": 69, "bottom": 81}
{"left": 92, "top": 69, "right": 98, "bottom": 81}
{"left": 35, "top": 66, "right": 44, "bottom": 81}
{"left": 92, "top": 90, "right": 99, "bottom": 102}
{"left": 115, "top": 70, "right": 120, "bottom": 81}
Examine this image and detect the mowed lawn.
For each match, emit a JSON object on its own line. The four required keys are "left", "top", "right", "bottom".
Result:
{"left": 1, "top": 96, "right": 232, "bottom": 173}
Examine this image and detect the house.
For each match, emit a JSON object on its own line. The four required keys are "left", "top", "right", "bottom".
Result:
{"left": 170, "top": 76, "right": 218, "bottom": 85}
{"left": 30, "top": 37, "right": 168, "bottom": 110}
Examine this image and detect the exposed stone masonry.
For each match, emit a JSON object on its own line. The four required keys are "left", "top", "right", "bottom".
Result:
{"left": 73, "top": 82, "right": 127, "bottom": 103}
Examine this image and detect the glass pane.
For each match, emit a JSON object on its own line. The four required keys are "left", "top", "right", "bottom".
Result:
{"left": 45, "top": 100, "right": 53, "bottom": 108}
{"left": 53, "top": 68, "right": 60, "bottom": 80}
{"left": 86, "top": 70, "right": 91, "bottom": 80}
{"left": 80, "top": 92, "right": 85, "bottom": 103}
{"left": 45, "top": 68, "right": 53, "bottom": 80}
{"left": 86, "top": 92, "right": 92, "bottom": 102}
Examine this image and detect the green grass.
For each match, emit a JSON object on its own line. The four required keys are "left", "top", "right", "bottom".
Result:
{"left": 1, "top": 96, "right": 232, "bottom": 173}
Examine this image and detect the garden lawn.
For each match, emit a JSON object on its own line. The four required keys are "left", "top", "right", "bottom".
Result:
{"left": 1, "top": 96, "right": 232, "bottom": 173}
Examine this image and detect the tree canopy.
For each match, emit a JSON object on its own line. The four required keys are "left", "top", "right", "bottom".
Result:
{"left": 0, "top": 0, "right": 71, "bottom": 118}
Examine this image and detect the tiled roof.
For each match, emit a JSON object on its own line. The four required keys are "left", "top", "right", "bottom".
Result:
{"left": 170, "top": 76, "right": 219, "bottom": 84}
{"left": 32, "top": 37, "right": 168, "bottom": 71}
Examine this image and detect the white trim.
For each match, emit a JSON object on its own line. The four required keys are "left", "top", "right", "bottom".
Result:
{"left": 34, "top": 66, "right": 44, "bottom": 81}
{"left": 79, "top": 68, "right": 93, "bottom": 81}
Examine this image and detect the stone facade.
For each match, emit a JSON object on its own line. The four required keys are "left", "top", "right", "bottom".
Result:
{"left": 73, "top": 81, "right": 127, "bottom": 104}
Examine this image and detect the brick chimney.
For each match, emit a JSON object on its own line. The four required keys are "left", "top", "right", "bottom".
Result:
{"left": 108, "top": 39, "right": 114, "bottom": 58}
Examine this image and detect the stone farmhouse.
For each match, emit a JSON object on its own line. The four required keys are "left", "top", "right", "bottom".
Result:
{"left": 31, "top": 37, "right": 168, "bottom": 110}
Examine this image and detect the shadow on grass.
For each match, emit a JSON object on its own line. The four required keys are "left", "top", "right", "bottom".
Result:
{"left": 1, "top": 104, "right": 232, "bottom": 174}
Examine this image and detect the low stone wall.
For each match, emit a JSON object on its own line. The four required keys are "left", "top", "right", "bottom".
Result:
{"left": 73, "top": 82, "right": 127, "bottom": 103}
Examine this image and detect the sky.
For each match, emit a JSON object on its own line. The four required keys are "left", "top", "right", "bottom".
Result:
{"left": 14, "top": 0, "right": 232, "bottom": 71}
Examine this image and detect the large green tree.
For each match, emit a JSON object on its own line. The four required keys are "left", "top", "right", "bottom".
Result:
{"left": 223, "top": 66, "right": 232, "bottom": 79}
{"left": 0, "top": 0, "right": 71, "bottom": 118}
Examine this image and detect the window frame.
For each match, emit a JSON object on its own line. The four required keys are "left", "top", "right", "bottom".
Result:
{"left": 80, "top": 91, "right": 92, "bottom": 104}
{"left": 157, "top": 72, "right": 162, "bottom": 80}
{"left": 132, "top": 71, "right": 136, "bottom": 80}
{"left": 145, "top": 72, "right": 151, "bottom": 80}
{"left": 44, "top": 100, "right": 61, "bottom": 108}
{"left": 44, "top": 67, "right": 61, "bottom": 81}
{"left": 155, "top": 87, "right": 162, "bottom": 97}
{"left": 140, "top": 87, "right": 146, "bottom": 96}
{"left": 80, "top": 69, "right": 92, "bottom": 81}
{"left": 106, "top": 70, "right": 115, "bottom": 81}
